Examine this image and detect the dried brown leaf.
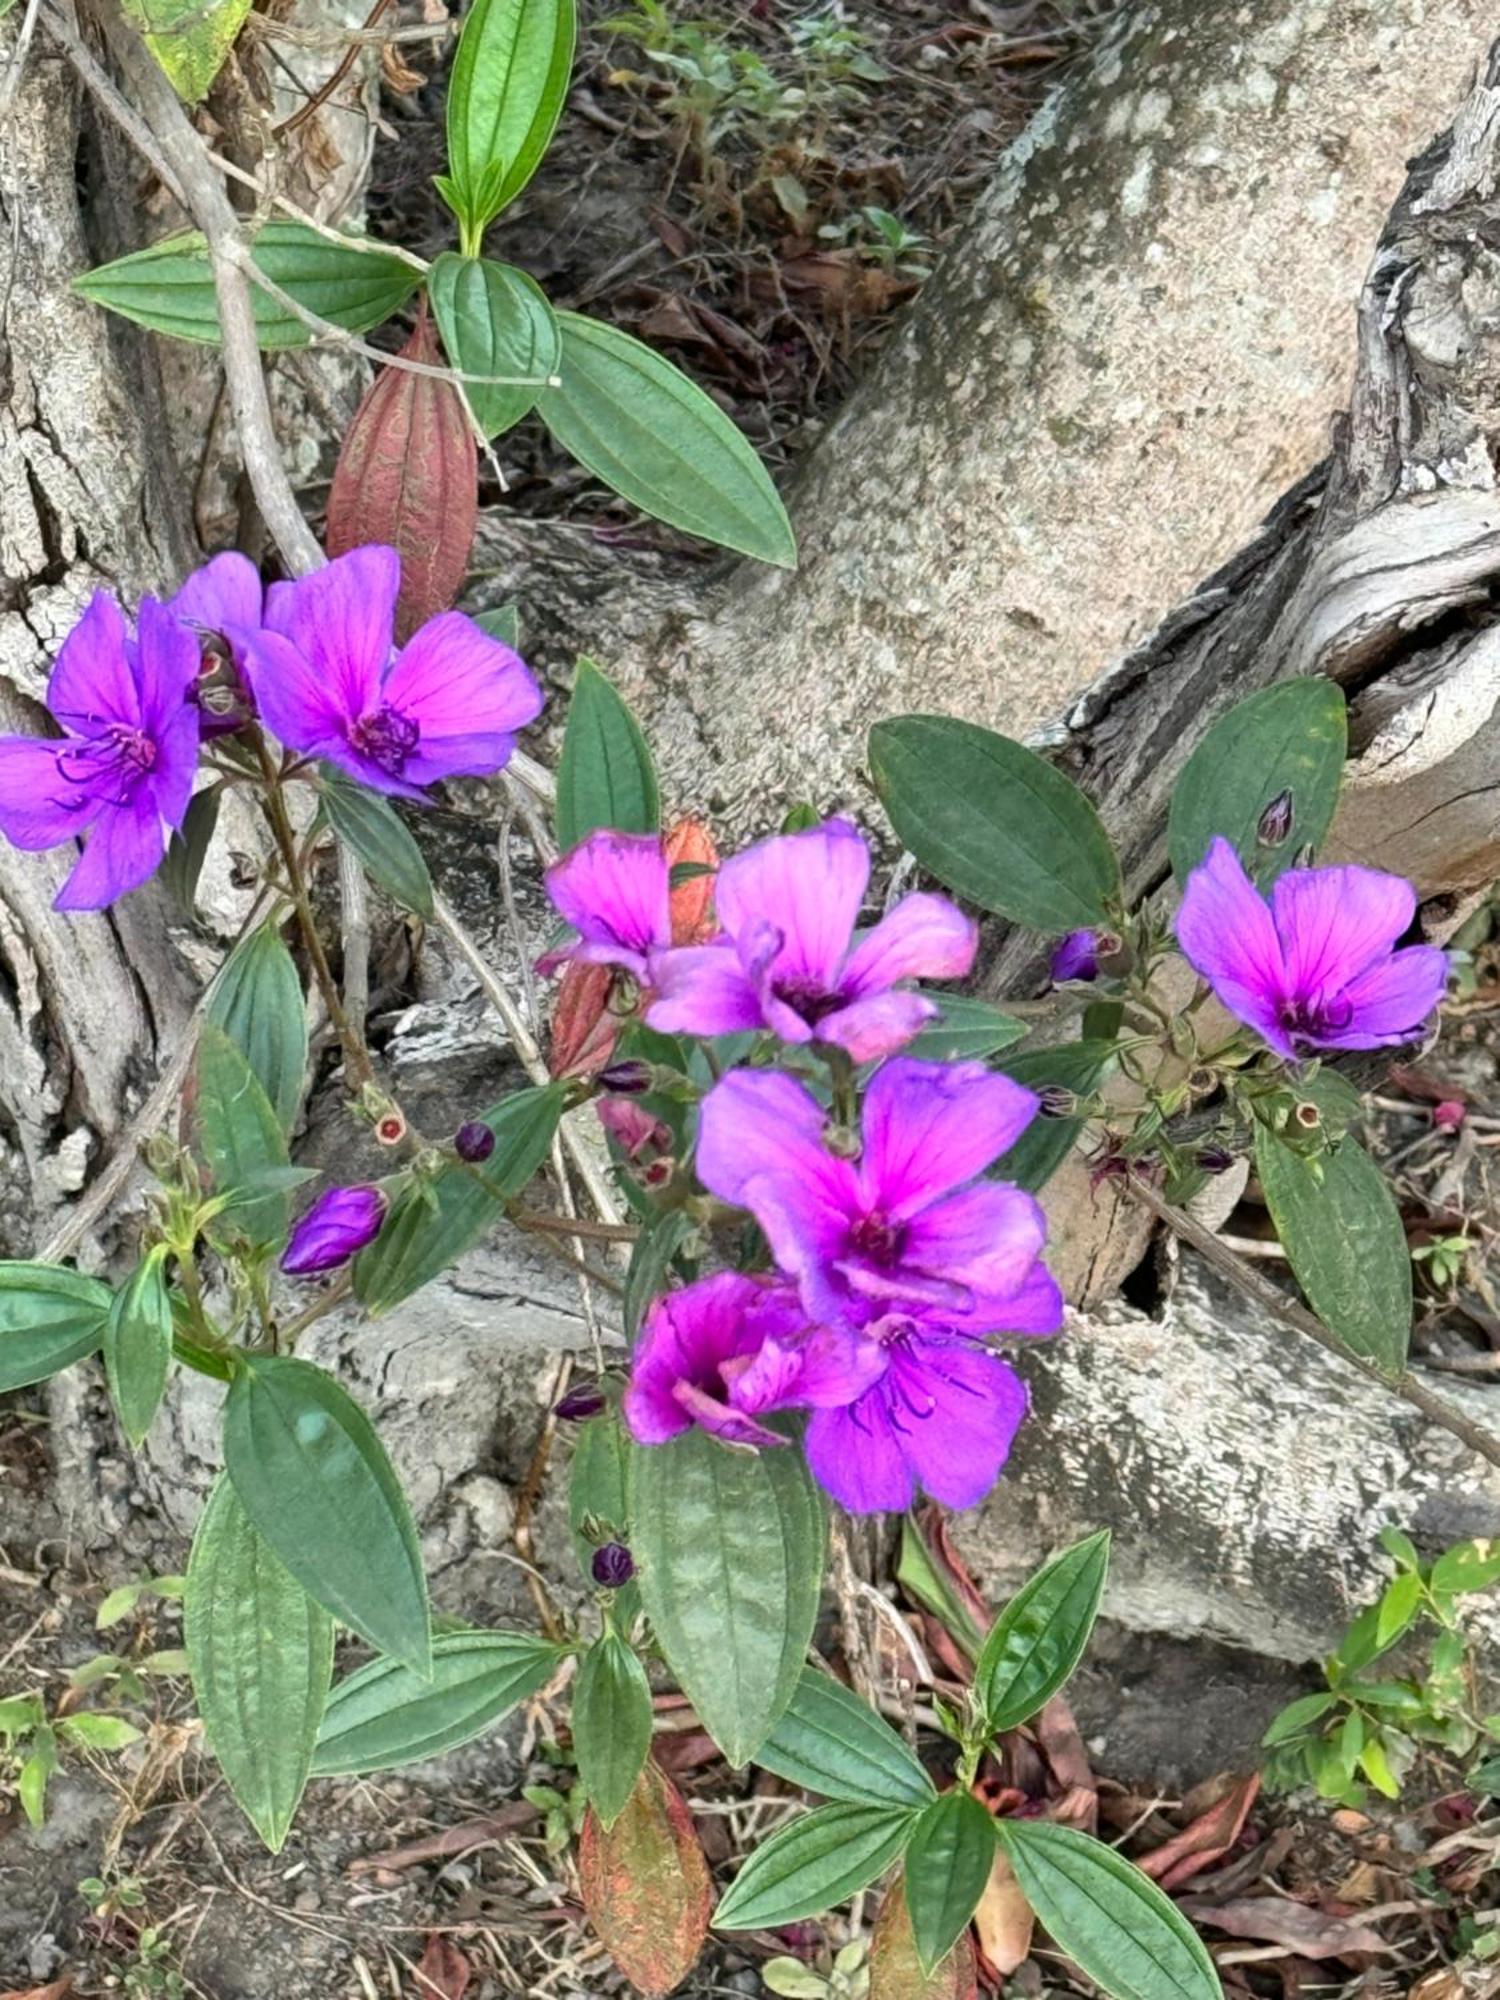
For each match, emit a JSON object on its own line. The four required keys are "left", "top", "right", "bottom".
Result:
{"left": 579, "top": 1760, "right": 712, "bottom": 1996}
{"left": 869, "top": 1881, "right": 980, "bottom": 2000}
{"left": 1181, "top": 1896, "right": 1388, "bottom": 1960}
{"left": 1139, "top": 1772, "right": 1259, "bottom": 1893}
{"left": 971, "top": 1845, "right": 1034, "bottom": 1979}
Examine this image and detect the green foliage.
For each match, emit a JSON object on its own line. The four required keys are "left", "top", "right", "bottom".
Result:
{"left": 104, "top": 1249, "right": 174, "bottom": 1448}
{"left": 185, "top": 1474, "right": 333, "bottom": 1849}
{"left": 194, "top": 1023, "right": 291, "bottom": 1250}
{"left": 223, "top": 1354, "right": 431, "bottom": 1674}
{"left": 122, "top": 0, "right": 251, "bottom": 100}
{"left": 991, "top": 1039, "right": 1119, "bottom": 1193}
{"left": 1168, "top": 678, "right": 1347, "bottom": 887}
{"left": 902, "top": 1790, "right": 996, "bottom": 1972}
{"left": 1, "top": 1690, "right": 143, "bottom": 1830}
{"left": 755, "top": 1668, "right": 935, "bottom": 1808}
{"left": 540, "top": 313, "right": 797, "bottom": 567}
{"left": 573, "top": 1629, "right": 653, "bottom": 1827}
{"left": 442, "top": 0, "right": 577, "bottom": 244}
{"left": 869, "top": 716, "right": 1121, "bottom": 933}
{"left": 428, "top": 253, "right": 561, "bottom": 437}
{"left": 902, "top": 994, "right": 1027, "bottom": 1063}
{"left": 0, "top": 1262, "right": 113, "bottom": 1393}
{"left": 974, "top": 1529, "right": 1110, "bottom": 1735}
{"left": 715, "top": 1801, "right": 919, "bottom": 1929}
{"left": 1263, "top": 1527, "right": 1500, "bottom": 1808}
{"left": 75, "top": 224, "right": 421, "bottom": 347}
{"left": 313, "top": 1630, "right": 562, "bottom": 1775}
{"left": 630, "top": 1424, "right": 825, "bottom": 1768}
{"left": 207, "top": 921, "right": 308, "bottom": 1136}
{"left": 320, "top": 769, "right": 435, "bottom": 920}
{"left": 555, "top": 658, "right": 661, "bottom": 851}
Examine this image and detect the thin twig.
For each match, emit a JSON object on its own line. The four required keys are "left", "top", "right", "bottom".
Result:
{"left": 204, "top": 148, "right": 430, "bottom": 273}
{"left": 273, "top": 0, "right": 390, "bottom": 135}
{"left": 1127, "top": 1174, "right": 1500, "bottom": 1472}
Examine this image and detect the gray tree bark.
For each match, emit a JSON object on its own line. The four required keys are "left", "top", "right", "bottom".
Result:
{"left": 4, "top": 0, "right": 1499, "bottom": 1666}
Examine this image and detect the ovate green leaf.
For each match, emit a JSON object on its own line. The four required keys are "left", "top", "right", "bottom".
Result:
{"left": 902, "top": 1790, "right": 997, "bottom": 1973}
{"left": 555, "top": 657, "right": 661, "bottom": 850}
{"left": 756, "top": 1668, "right": 934, "bottom": 1808}
{"left": 195, "top": 1024, "right": 290, "bottom": 1249}
{"left": 428, "top": 253, "right": 561, "bottom": 438}
{"left": 715, "top": 1801, "right": 917, "bottom": 1930}
{"left": 445, "top": 0, "right": 576, "bottom": 232}
{"left": 975, "top": 1530, "right": 1110, "bottom": 1736}
{"left": 0, "top": 1263, "right": 113, "bottom": 1393}
{"left": 574, "top": 1631, "right": 653, "bottom": 1828}
{"left": 103, "top": 1250, "right": 174, "bottom": 1448}
{"left": 208, "top": 922, "right": 308, "bottom": 1134}
{"left": 320, "top": 767, "right": 434, "bottom": 920}
{"left": 312, "top": 1629, "right": 561, "bottom": 1774}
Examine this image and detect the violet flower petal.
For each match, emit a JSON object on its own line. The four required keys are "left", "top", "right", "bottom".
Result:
{"left": 839, "top": 892, "right": 977, "bottom": 996}
{"left": 715, "top": 816, "right": 869, "bottom": 995}
{"left": 1271, "top": 864, "right": 1416, "bottom": 996}
{"left": 1315, "top": 944, "right": 1449, "bottom": 1047}
{"left": 857, "top": 1058, "right": 1040, "bottom": 1221}
{"left": 46, "top": 593, "right": 140, "bottom": 736}
{"left": 647, "top": 941, "right": 765, "bottom": 1034}
{"left": 168, "top": 552, "right": 264, "bottom": 638}
{"left": 546, "top": 830, "right": 672, "bottom": 977}
{"left": 55, "top": 791, "right": 165, "bottom": 911}
{"left": 265, "top": 545, "right": 396, "bottom": 719}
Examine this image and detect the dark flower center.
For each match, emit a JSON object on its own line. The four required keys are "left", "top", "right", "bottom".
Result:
{"left": 849, "top": 1209, "right": 902, "bottom": 1264}
{"left": 350, "top": 703, "right": 420, "bottom": 776}
{"left": 772, "top": 974, "right": 844, "bottom": 1025}
{"left": 1277, "top": 993, "right": 1354, "bottom": 1042}
{"left": 56, "top": 725, "right": 157, "bottom": 806}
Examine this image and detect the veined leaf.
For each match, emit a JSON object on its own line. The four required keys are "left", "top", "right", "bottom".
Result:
{"left": 312, "top": 1629, "right": 561, "bottom": 1774}
{"left": 580, "top": 1761, "right": 713, "bottom": 1996}
{"left": 185, "top": 1474, "right": 333, "bottom": 1851}
{"left": 904, "top": 994, "right": 1027, "bottom": 1063}
{"left": 75, "top": 223, "right": 420, "bottom": 349}
{"left": 715, "top": 1801, "right": 917, "bottom": 1929}
{"left": 991, "top": 1039, "right": 1118, "bottom": 1193}
{"left": 756, "top": 1669, "right": 935, "bottom": 1808}
{"left": 974, "top": 1530, "right": 1110, "bottom": 1736}
{"left": 207, "top": 922, "right": 308, "bottom": 1135}
{"left": 428, "top": 253, "right": 560, "bottom": 438}
{"left": 444, "top": 0, "right": 576, "bottom": 234}
{"left": 869, "top": 716, "right": 1120, "bottom": 933}
{"left": 903, "top": 1791, "right": 997, "bottom": 1973}
{"left": 122, "top": 0, "right": 250, "bottom": 101}
{"left": 103, "top": 1250, "right": 174, "bottom": 1449}
{"left": 573, "top": 1631, "right": 653, "bottom": 1828}
{"left": 224, "top": 1355, "right": 430, "bottom": 1674}
{"left": 320, "top": 768, "right": 434, "bottom": 920}
{"left": 630, "top": 1426, "right": 824, "bottom": 1768}
{"left": 194, "top": 1025, "right": 290, "bottom": 1249}
{"left": 540, "top": 312, "right": 796, "bottom": 568}
{"left": 555, "top": 657, "right": 660, "bottom": 850}
{"left": 0, "top": 1263, "right": 113, "bottom": 1393}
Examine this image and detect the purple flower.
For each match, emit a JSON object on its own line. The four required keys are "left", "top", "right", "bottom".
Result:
{"left": 168, "top": 551, "right": 264, "bottom": 640}
{"left": 623, "top": 1272, "right": 885, "bottom": 1450}
{"left": 648, "top": 818, "right": 976, "bottom": 1063}
{"left": 1051, "top": 930, "right": 1099, "bottom": 982}
{"left": 234, "top": 546, "right": 543, "bottom": 798}
{"left": 543, "top": 830, "right": 670, "bottom": 979}
{"left": 0, "top": 594, "right": 201, "bottom": 910}
{"left": 695, "top": 1060, "right": 1064, "bottom": 1337}
{"left": 1176, "top": 837, "right": 1448, "bottom": 1060}
{"left": 805, "top": 1320, "right": 1029, "bottom": 1514}
{"left": 282, "top": 1184, "right": 387, "bottom": 1274}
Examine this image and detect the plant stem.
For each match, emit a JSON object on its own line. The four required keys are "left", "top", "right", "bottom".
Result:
{"left": 507, "top": 1205, "right": 639, "bottom": 1244}
{"left": 1126, "top": 1174, "right": 1500, "bottom": 1472}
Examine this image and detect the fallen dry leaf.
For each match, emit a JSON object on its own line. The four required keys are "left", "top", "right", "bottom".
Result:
{"left": 349, "top": 1805, "right": 534, "bottom": 1876}
{"left": 1139, "top": 1772, "right": 1259, "bottom": 1893}
{"left": 1, "top": 1981, "right": 74, "bottom": 2000}
{"left": 410, "top": 1936, "right": 470, "bottom": 1999}
{"left": 870, "top": 1881, "right": 980, "bottom": 1999}
{"left": 580, "top": 1760, "right": 712, "bottom": 1997}
{"left": 1181, "top": 1895, "right": 1388, "bottom": 1959}
{"left": 971, "top": 1845, "right": 1034, "bottom": 1977}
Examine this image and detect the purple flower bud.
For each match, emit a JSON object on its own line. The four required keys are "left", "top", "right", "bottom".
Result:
{"left": 1195, "top": 1146, "right": 1236, "bottom": 1174}
{"left": 554, "top": 1383, "right": 606, "bottom": 1422}
{"left": 1051, "top": 930, "right": 1099, "bottom": 983}
{"left": 599, "top": 1058, "right": 654, "bottom": 1095}
{"left": 591, "top": 1542, "right": 635, "bottom": 1588}
{"left": 281, "top": 1185, "right": 386, "bottom": 1275}
{"left": 454, "top": 1120, "right": 496, "bottom": 1163}
{"left": 1257, "top": 788, "right": 1295, "bottom": 848}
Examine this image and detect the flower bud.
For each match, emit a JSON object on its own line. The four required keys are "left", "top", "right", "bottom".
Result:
{"left": 1050, "top": 930, "right": 1099, "bottom": 983}
{"left": 555, "top": 1383, "right": 606, "bottom": 1422}
{"left": 599, "top": 1058, "right": 654, "bottom": 1095}
{"left": 591, "top": 1541, "right": 635, "bottom": 1588}
{"left": 1257, "top": 788, "right": 1295, "bottom": 848}
{"left": 1195, "top": 1146, "right": 1236, "bottom": 1174}
{"left": 375, "top": 1111, "right": 407, "bottom": 1147}
{"left": 1433, "top": 1099, "right": 1466, "bottom": 1132}
{"left": 1292, "top": 1100, "right": 1322, "bottom": 1131}
{"left": 282, "top": 1185, "right": 386, "bottom": 1275}
{"left": 454, "top": 1120, "right": 496, "bottom": 1163}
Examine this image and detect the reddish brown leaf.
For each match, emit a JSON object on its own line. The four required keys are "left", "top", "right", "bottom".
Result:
{"left": 411, "top": 1936, "right": 471, "bottom": 1999}
{"left": 664, "top": 817, "right": 718, "bottom": 944}
{"left": 971, "top": 1846, "right": 1034, "bottom": 1980}
{"left": 869, "top": 1881, "right": 979, "bottom": 2000}
{"left": 579, "top": 1760, "right": 711, "bottom": 1996}
{"left": 1180, "top": 1896, "right": 1388, "bottom": 1960}
{"left": 1032, "top": 1695, "right": 1096, "bottom": 1824}
{"left": 1139, "top": 1773, "right": 1259, "bottom": 1893}
{"left": 0, "top": 1983, "right": 74, "bottom": 2000}
{"left": 326, "top": 306, "right": 477, "bottom": 642}
{"left": 549, "top": 961, "right": 621, "bottom": 1079}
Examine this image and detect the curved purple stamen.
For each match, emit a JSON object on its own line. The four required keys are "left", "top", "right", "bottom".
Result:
{"left": 349, "top": 703, "right": 421, "bottom": 777}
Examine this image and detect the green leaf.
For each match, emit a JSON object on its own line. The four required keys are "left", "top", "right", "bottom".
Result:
{"left": 207, "top": 922, "right": 308, "bottom": 1135}
{"left": 1430, "top": 1541, "right": 1500, "bottom": 1597}
{"left": 995, "top": 1819, "right": 1222, "bottom": 2000}
{"left": 56, "top": 1712, "right": 143, "bottom": 1751}
{"left": 194, "top": 1023, "right": 291, "bottom": 1248}
{"left": 184, "top": 1474, "right": 333, "bottom": 1850}
{"left": 353, "top": 1083, "right": 565, "bottom": 1312}
{"left": 320, "top": 768, "right": 434, "bottom": 920}
{"left": 1168, "top": 679, "right": 1347, "bottom": 887}
{"left": 756, "top": 1668, "right": 934, "bottom": 1808}
{"left": 311, "top": 1629, "right": 561, "bottom": 1775}
{"left": 630, "top": 1425, "right": 825, "bottom": 1768}
{"left": 903, "top": 994, "right": 1027, "bottom": 1063}
{"left": 223, "top": 1355, "right": 430, "bottom": 1675}
{"left": 1261, "top": 1691, "right": 1337, "bottom": 1746}
{"left": 715, "top": 1801, "right": 917, "bottom": 1929}
{"left": 568, "top": 1411, "right": 641, "bottom": 1621}
{"left": 1255, "top": 1124, "right": 1411, "bottom": 1380}
{"left": 445, "top": 0, "right": 576, "bottom": 232}
{"left": 475, "top": 604, "right": 520, "bottom": 649}
{"left": 975, "top": 1529, "right": 1110, "bottom": 1736}
{"left": 991, "top": 1039, "right": 1119, "bottom": 1193}
{"left": 896, "top": 1514, "right": 984, "bottom": 1661}
{"left": 902, "top": 1791, "right": 996, "bottom": 1973}
{"left": 574, "top": 1631, "right": 653, "bottom": 1828}
{"left": 1376, "top": 1572, "right": 1422, "bottom": 1649}
{"left": 0, "top": 1262, "right": 113, "bottom": 1393}
{"left": 869, "top": 717, "right": 1121, "bottom": 933}
{"left": 623, "top": 1210, "right": 696, "bottom": 1346}
{"left": 555, "top": 657, "right": 661, "bottom": 851}
{"left": 428, "top": 253, "right": 560, "bottom": 438}
{"left": 1358, "top": 1735, "right": 1400, "bottom": 1799}
{"left": 540, "top": 313, "right": 796, "bottom": 568}
{"left": 19, "top": 1727, "right": 56, "bottom": 1828}
{"left": 75, "top": 222, "right": 421, "bottom": 349}
{"left": 1377, "top": 1525, "right": 1421, "bottom": 1571}
{"left": 122, "top": 0, "right": 250, "bottom": 101}
{"left": 161, "top": 785, "right": 222, "bottom": 914}
{"left": 103, "top": 1250, "right": 173, "bottom": 1449}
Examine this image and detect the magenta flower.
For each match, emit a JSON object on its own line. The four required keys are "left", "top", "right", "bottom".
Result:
{"left": 0, "top": 595, "right": 200, "bottom": 910}
{"left": 805, "top": 1319, "right": 1029, "bottom": 1514}
{"left": 168, "top": 552, "right": 264, "bottom": 736}
{"left": 1176, "top": 837, "right": 1448, "bottom": 1059}
{"left": 1051, "top": 930, "right": 1099, "bottom": 982}
{"left": 543, "top": 830, "right": 670, "bottom": 979}
{"left": 623, "top": 1272, "right": 885, "bottom": 1449}
{"left": 695, "top": 1059, "right": 1063, "bottom": 1337}
{"left": 648, "top": 818, "right": 976, "bottom": 1063}
{"left": 282, "top": 1184, "right": 387, "bottom": 1275}
{"left": 234, "top": 546, "right": 543, "bottom": 797}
